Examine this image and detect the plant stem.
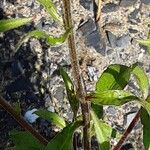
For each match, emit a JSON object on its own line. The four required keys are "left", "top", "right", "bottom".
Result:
{"left": 62, "top": 0, "right": 91, "bottom": 149}
{"left": 113, "top": 110, "right": 140, "bottom": 150}
{"left": 96, "top": 0, "right": 102, "bottom": 21}
{"left": 0, "top": 96, "right": 48, "bottom": 146}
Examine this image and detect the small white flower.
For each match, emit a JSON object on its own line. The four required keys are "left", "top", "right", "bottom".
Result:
{"left": 24, "top": 108, "right": 39, "bottom": 123}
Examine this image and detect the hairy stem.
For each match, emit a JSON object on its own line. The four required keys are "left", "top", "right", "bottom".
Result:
{"left": 113, "top": 110, "right": 140, "bottom": 150}
{"left": 0, "top": 96, "right": 48, "bottom": 146}
{"left": 62, "top": 0, "right": 91, "bottom": 149}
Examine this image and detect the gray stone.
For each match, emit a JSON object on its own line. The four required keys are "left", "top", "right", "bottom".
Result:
{"left": 106, "top": 48, "right": 113, "bottom": 55}
{"left": 54, "top": 86, "right": 64, "bottom": 102}
{"left": 106, "top": 31, "right": 117, "bottom": 48}
{"left": 26, "top": 0, "right": 34, "bottom": 7}
{"left": 128, "top": 9, "right": 141, "bottom": 24}
{"left": 141, "top": 0, "right": 150, "bottom": 4}
{"left": 116, "top": 34, "right": 131, "bottom": 48}
{"left": 106, "top": 106, "right": 117, "bottom": 115}
{"left": 86, "top": 30, "right": 106, "bottom": 55}
{"left": 120, "top": 0, "right": 138, "bottom": 7}
{"left": 87, "top": 66, "right": 98, "bottom": 81}
{"left": 78, "top": 18, "right": 97, "bottom": 36}
{"left": 79, "top": 0, "right": 93, "bottom": 10}
{"left": 124, "top": 112, "right": 136, "bottom": 127}
{"left": 102, "top": 3, "right": 119, "bottom": 13}
{"left": 128, "top": 28, "right": 138, "bottom": 33}
{"left": 47, "top": 106, "right": 55, "bottom": 112}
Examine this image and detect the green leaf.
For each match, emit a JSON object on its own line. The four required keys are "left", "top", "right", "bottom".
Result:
{"left": 90, "top": 90, "right": 138, "bottom": 106}
{"left": 139, "top": 100, "right": 150, "bottom": 116}
{"left": 90, "top": 110, "right": 112, "bottom": 150}
{"left": 96, "top": 64, "right": 132, "bottom": 92}
{"left": 141, "top": 108, "right": 150, "bottom": 150}
{"left": 34, "top": 109, "right": 66, "bottom": 129}
{"left": 95, "top": 64, "right": 135, "bottom": 119}
{"left": 91, "top": 103, "right": 103, "bottom": 119}
{"left": 45, "top": 121, "right": 82, "bottom": 150}
{"left": 8, "top": 146, "right": 38, "bottom": 150}
{"left": 0, "top": 17, "right": 33, "bottom": 32}
{"left": 46, "top": 29, "right": 70, "bottom": 45}
{"left": 132, "top": 65, "right": 149, "bottom": 99}
{"left": 9, "top": 130, "right": 45, "bottom": 150}
{"left": 16, "top": 29, "right": 70, "bottom": 51}
{"left": 60, "top": 67, "right": 79, "bottom": 119}
{"left": 137, "top": 33, "right": 150, "bottom": 55}
{"left": 36, "top": 0, "right": 63, "bottom": 23}
{"left": 137, "top": 39, "right": 150, "bottom": 47}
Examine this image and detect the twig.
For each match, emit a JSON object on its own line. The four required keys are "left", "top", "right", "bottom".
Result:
{"left": 62, "top": 0, "right": 91, "bottom": 149}
{"left": 113, "top": 110, "right": 140, "bottom": 150}
{"left": 0, "top": 96, "right": 48, "bottom": 146}
{"left": 96, "top": 0, "right": 102, "bottom": 21}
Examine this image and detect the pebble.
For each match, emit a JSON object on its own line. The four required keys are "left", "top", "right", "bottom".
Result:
{"left": 116, "top": 34, "right": 131, "bottom": 48}
{"left": 106, "top": 106, "right": 117, "bottom": 115}
{"left": 124, "top": 112, "right": 137, "bottom": 127}
{"left": 47, "top": 106, "right": 55, "bottom": 112}
{"left": 128, "top": 28, "right": 138, "bottom": 33}
{"left": 102, "top": 3, "right": 119, "bottom": 13}
{"left": 86, "top": 30, "right": 106, "bottom": 55}
{"left": 54, "top": 86, "right": 64, "bottom": 103}
{"left": 78, "top": 18, "right": 96, "bottom": 36}
{"left": 106, "top": 31, "right": 117, "bottom": 48}
{"left": 141, "top": 0, "right": 150, "bottom": 4}
{"left": 87, "top": 66, "right": 98, "bottom": 81}
{"left": 128, "top": 9, "right": 141, "bottom": 24}
{"left": 79, "top": 0, "right": 93, "bottom": 10}
{"left": 120, "top": 0, "right": 138, "bottom": 7}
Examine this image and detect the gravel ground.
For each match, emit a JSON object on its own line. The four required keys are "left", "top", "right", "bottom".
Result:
{"left": 0, "top": 0, "right": 150, "bottom": 149}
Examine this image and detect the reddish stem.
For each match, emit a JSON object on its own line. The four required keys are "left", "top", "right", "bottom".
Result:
{"left": 0, "top": 96, "right": 48, "bottom": 146}
{"left": 113, "top": 110, "right": 140, "bottom": 150}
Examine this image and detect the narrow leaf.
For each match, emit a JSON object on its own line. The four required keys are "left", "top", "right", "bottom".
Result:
{"left": 132, "top": 65, "right": 149, "bottom": 99}
{"left": 91, "top": 110, "right": 112, "bottom": 150}
{"left": 141, "top": 108, "right": 150, "bottom": 150}
{"left": 139, "top": 100, "right": 150, "bottom": 116}
{"left": 137, "top": 39, "right": 150, "bottom": 47}
{"left": 16, "top": 29, "right": 70, "bottom": 51}
{"left": 60, "top": 67, "right": 79, "bottom": 119}
{"left": 96, "top": 64, "right": 132, "bottom": 92}
{"left": 36, "top": 0, "right": 63, "bottom": 23}
{"left": 90, "top": 90, "right": 138, "bottom": 106}
{"left": 34, "top": 109, "right": 66, "bottom": 129}
{"left": 137, "top": 33, "right": 150, "bottom": 55}
{"left": 9, "top": 130, "right": 45, "bottom": 150}
{"left": 0, "top": 17, "right": 33, "bottom": 32}
{"left": 46, "top": 29, "right": 70, "bottom": 45}
{"left": 45, "top": 121, "right": 82, "bottom": 150}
